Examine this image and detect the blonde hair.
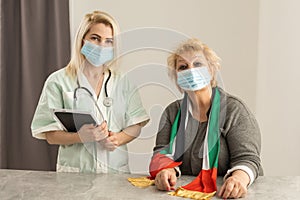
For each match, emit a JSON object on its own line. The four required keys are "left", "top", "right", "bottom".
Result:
{"left": 167, "top": 38, "right": 221, "bottom": 87}
{"left": 66, "top": 11, "right": 120, "bottom": 78}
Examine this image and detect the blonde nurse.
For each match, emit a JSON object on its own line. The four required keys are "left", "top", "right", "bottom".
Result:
{"left": 31, "top": 11, "right": 149, "bottom": 173}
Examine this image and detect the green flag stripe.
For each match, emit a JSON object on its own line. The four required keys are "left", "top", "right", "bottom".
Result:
{"left": 160, "top": 109, "right": 181, "bottom": 155}
{"left": 208, "top": 88, "right": 221, "bottom": 168}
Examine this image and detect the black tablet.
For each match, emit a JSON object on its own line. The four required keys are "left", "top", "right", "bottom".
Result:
{"left": 53, "top": 109, "right": 101, "bottom": 132}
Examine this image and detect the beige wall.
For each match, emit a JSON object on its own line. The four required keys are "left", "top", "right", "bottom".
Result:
{"left": 70, "top": 0, "right": 300, "bottom": 176}
{"left": 70, "top": 0, "right": 259, "bottom": 109}
{"left": 257, "top": 0, "right": 300, "bottom": 175}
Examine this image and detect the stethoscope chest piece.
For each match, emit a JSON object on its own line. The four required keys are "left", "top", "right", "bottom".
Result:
{"left": 103, "top": 97, "right": 113, "bottom": 107}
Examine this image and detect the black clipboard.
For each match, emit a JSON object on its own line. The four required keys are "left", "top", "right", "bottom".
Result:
{"left": 52, "top": 109, "right": 101, "bottom": 132}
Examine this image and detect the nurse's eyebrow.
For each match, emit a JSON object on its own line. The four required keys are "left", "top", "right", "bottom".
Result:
{"left": 90, "top": 33, "right": 101, "bottom": 38}
{"left": 90, "top": 33, "right": 113, "bottom": 40}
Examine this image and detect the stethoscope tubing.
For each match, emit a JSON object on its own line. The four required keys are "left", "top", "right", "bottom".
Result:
{"left": 73, "top": 69, "right": 112, "bottom": 121}
{"left": 104, "top": 69, "right": 111, "bottom": 98}
{"left": 73, "top": 86, "right": 105, "bottom": 122}
{"left": 74, "top": 69, "right": 112, "bottom": 102}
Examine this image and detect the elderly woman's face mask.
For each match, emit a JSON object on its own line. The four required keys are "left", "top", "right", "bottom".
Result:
{"left": 177, "top": 67, "right": 211, "bottom": 91}
{"left": 176, "top": 52, "right": 211, "bottom": 91}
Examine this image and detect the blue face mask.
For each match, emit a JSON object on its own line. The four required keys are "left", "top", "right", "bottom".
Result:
{"left": 177, "top": 67, "right": 211, "bottom": 91}
{"left": 81, "top": 40, "right": 114, "bottom": 67}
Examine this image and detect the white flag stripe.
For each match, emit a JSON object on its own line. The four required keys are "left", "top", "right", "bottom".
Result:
{"left": 202, "top": 117, "right": 210, "bottom": 170}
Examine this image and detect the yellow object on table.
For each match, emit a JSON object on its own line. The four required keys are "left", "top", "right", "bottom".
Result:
{"left": 168, "top": 187, "right": 216, "bottom": 200}
{"left": 128, "top": 177, "right": 215, "bottom": 200}
{"left": 127, "top": 177, "right": 155, "bottom": 188}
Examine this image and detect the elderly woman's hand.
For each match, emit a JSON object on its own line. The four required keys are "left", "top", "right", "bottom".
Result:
{"left": 218, "top": 170, "right": 249, "bottom": 199}
{"left": 154, "top": 168, "right": 177, "bottom": 191}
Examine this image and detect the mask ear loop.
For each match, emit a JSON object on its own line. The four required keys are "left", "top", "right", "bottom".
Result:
{"left": 73, "top": 86, "right": 106, "bottom": 123}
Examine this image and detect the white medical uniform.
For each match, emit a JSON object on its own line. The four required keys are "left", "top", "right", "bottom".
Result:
{"left": 31, "top": 68, "right": 149, "bottom": 173}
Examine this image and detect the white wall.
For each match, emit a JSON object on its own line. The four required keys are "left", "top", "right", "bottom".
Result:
{"left": 69, "top": 0, "right": 272, "bottom": 175}
{"left": 70, "top": 0, "right": 259, "bottom": 109}
{"left": 257, "top": 0, "right": 300, "bottom": 175}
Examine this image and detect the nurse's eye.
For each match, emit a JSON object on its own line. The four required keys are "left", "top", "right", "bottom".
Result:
{"left": 193, "top": 62, "right": 202, "bottom": 67}
{"left": 105, "top": 39, "right": 114, "bottom": 46}
{"left": 178, "top": 64, "right": 188, "bottom": 71}
{"left": 91, "top": 36, "right": 100, "bottom": 42}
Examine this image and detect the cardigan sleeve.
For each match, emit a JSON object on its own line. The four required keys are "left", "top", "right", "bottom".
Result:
{"left": 222, "top": 96, "right": 262, "bottom": 181}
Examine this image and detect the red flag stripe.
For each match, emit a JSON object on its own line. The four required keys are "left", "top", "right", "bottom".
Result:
{"left": 149, "top": 153, "right": 182, "bottom": 178}
{"left": 182, "top": 168, "right": 217, "bottom": 193}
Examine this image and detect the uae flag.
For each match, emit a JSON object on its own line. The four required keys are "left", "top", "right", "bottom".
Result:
{"left": 150, "top": 88, "right": 221, "bottom": 199}
{"left": 129, "top": 88, "right": 221, "bottom": 200}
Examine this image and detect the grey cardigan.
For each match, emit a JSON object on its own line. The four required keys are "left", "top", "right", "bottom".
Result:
{"left": 153, "top": 87, "right": 263, "bottom": 180}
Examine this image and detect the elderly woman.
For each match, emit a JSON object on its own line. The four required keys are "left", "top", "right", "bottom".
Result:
{"left": 151, "top": 38, "right": 263, "bottom": 199}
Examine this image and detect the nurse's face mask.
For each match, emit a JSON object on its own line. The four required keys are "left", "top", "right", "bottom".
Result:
{"left": 81, "top": 40, "right": 114, "bottom": 67}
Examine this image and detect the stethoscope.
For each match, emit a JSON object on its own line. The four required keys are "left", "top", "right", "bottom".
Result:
{"left": 102, "top": 69, "right": 113, "bottom": 107}
{"left": 74, "top": 69, "right": 113, "bottom": 109}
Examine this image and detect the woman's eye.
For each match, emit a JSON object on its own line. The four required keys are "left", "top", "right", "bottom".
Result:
{"left": 105, "top": 39, "right": 114, "bottom": 45}
{"left": 178, "top": 65, "right": 188, "bottom": 71}
{"left": 193, "top": 62, "right": 202, "bottom": 67}
{"left": 91, "top": 36, "right": 100, "bottom": 41}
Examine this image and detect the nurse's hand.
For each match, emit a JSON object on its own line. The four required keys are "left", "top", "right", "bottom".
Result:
{"left": 154, "top": 168, "right": 177, "bottom": 191}
{"left": 78, "top": 122, "right": 108, "bottom": 143}
{"left": 104, "top": 131, "right": 136, "bottom": 151}
{"left": 104, "top": 131, "right": 119, "bottom": 151}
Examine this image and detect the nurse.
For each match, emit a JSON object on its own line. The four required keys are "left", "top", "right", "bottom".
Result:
{"left": 31, "top": 11, "right": 149, "bottom": 173}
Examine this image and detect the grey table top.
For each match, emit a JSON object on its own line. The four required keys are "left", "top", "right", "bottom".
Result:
{"left": 0, "top": 169, "right": 299, "bottom": 200}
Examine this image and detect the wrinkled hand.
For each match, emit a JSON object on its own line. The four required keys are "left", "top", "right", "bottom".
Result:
{"left": 154, "top": 168, "right": 177, "bottom": 191}
{"left": 78, "top": 122, "right": 108, "bottom": 143}
{"left": 218, "top": 170, "right": 249, "bottom": 199}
